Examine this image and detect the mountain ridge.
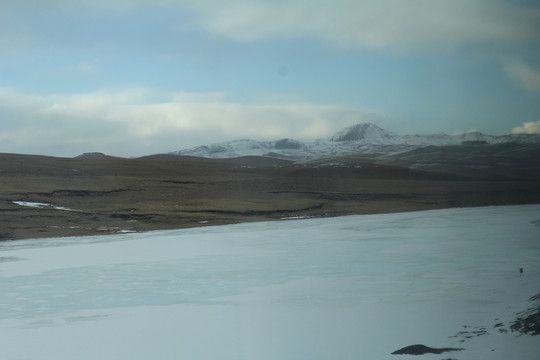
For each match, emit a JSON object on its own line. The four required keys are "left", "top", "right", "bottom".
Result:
{"left": 171, "top": 123, "right": 540, "bottom": 160}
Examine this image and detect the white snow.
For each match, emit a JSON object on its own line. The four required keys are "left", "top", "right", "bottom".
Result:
{"left": 280, "top": 215, "right": 311, "bottom": 220}
{"left": 172, "top": 122, "right": 540, "bottom": 160}
{"left": 1, "top": 205, "right": 539, "bottom": 359}
{"left": 12, "top": 201, "right": 50, "bottom": 208}
{"left": 13, "top": 201, "right": 79, "bottom": 212}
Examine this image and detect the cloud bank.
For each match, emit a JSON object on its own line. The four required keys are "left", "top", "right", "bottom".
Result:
{"left": 3, "top": 0, "right": 539, "bottom": 51}
{"left": 183, "top": 0, "right": 540, "bottom": 51}
{"left": 512, "top": 120, "right": 540, "bottom": 134}
{"left": 0, "top": 88, "right": 377, "bottom": 157}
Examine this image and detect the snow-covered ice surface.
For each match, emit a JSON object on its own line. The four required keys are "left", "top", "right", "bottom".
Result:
{"left": 1, "top": 205, "right": 539, "bottom": 359}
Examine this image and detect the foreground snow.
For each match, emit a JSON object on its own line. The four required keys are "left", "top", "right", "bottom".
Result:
{"left": 1, "top": 205, "right": 539, "bottom": 359}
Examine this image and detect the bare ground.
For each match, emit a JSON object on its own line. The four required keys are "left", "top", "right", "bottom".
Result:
{"left": 1, "top": 153, "right": 540, "bottom": 241}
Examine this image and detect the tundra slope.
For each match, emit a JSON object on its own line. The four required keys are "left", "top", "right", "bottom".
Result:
{"left": 1, "top": 148, "right": 540, "bottom": 240}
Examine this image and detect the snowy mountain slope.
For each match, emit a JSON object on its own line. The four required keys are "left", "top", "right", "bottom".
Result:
{"left": 175, "top": 138, "right": 307, "bottom": 159}
{"left": 329, "top": 122, "right": 401, "bottom": 143}
{"left": 171, "top": 122, "right": 540, "bottom": 160}
{"left": 1, "top": 205, "right": 539, "bottom": 359}
{"left": 376, "top": 142, "right": 540, "bottom": 179}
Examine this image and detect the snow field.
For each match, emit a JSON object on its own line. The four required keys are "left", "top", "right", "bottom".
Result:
{"left": 0, "top": 205, "right": 539, "bottom": 359}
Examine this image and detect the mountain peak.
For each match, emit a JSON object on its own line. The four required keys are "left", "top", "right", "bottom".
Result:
{"left": 330, "top": 123, "right": 399, "bottom": 143}
{"left": 170, "top": 122, "right": 540, "bottom": 161}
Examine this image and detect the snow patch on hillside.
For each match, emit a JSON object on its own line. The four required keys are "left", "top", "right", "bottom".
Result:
{"left": 13, "top": 201, "right": 79, "bottom": 212}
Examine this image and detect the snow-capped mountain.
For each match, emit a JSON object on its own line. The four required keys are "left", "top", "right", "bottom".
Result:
{"left": 171, "top": 123, "right": 540, "bottom": 160}
{"left": 174, "top": 138, "right": 307, "bottom": 159}
{"left": 329, "top": 123, "right": 401, "bottom": 144}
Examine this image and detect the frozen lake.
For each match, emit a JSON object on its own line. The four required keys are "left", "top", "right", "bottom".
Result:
{"left": 1, "top": 205, "right": 539, "bottom": 359}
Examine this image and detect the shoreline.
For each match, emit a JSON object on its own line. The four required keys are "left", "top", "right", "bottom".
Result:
{"left": 4, "top": 202, "right": 540, "bottom": 242}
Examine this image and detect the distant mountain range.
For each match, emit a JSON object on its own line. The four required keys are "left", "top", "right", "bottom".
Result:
{"left": 171, "top": 123, "right": 540, "bottom": 161}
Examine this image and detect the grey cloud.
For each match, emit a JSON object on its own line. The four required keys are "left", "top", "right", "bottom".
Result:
{"left": 3, "top": 1, "right": 538, "bottom": 51}
{"left": 181, "top": 0, "right": 540, "bottom": 51}
{"left": 505, "top": 61, "right": 540, "bottom": 93}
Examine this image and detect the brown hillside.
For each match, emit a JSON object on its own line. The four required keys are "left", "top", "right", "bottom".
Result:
{"left": 1, "top": 153, "right": 539, "bottom": 240}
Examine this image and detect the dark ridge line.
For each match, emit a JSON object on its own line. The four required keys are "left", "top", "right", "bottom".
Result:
{"left": 13, "top": 189, "right": 133, "bottom": 197}
{"left": 268, "top": 191, "right": 425, "bottom": 200}
{"left": 180, "top": 205, "right": 324, "bottom": 216}
{"left": 158, "top": 180, "right": 203, "bottom": 185}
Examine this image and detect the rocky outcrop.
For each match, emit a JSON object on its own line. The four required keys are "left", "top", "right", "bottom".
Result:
{"left": 391, "top": 344, "right": 463, "bottom": 355}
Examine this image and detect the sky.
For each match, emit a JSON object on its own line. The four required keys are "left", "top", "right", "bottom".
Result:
{"left": 1, "top": 0, "right": 540, "bottom": 157}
